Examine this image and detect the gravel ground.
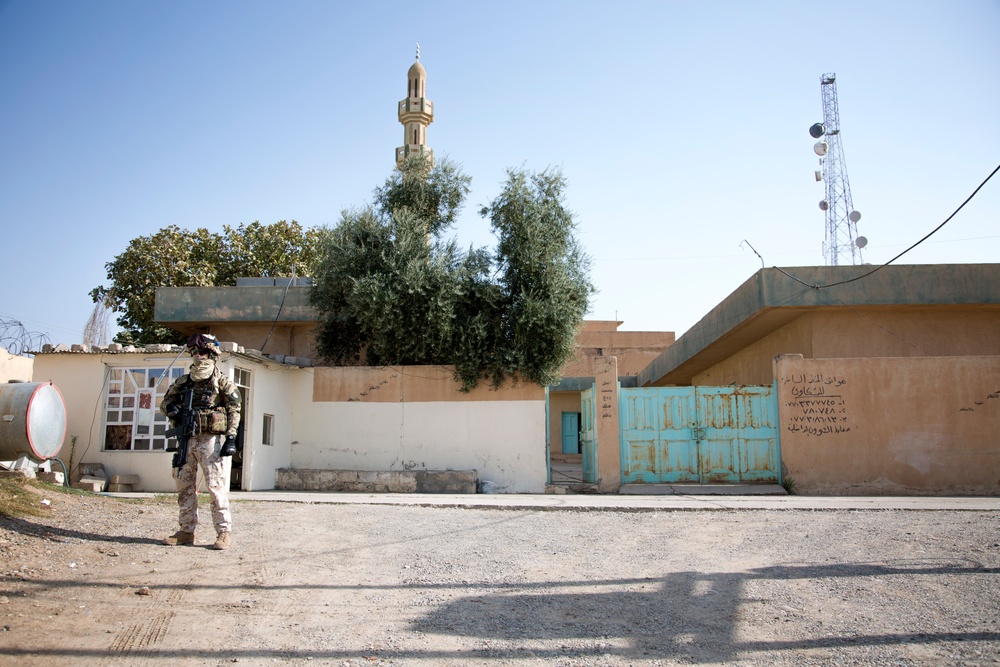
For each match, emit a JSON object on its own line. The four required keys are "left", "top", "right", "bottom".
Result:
{"left": 0, "top": 484, "right": 998, "bottom": 667}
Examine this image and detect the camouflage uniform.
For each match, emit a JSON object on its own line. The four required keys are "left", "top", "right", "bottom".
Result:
{"left": 161, "top": 365, "right": 241, "bottom": 537}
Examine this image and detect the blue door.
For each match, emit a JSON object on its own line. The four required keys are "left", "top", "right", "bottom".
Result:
{"left": 561, "top": 412, "right": 581, "bottom": 454}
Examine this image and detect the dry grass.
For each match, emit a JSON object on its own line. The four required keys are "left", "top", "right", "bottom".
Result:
{"left": 0, "top": 476, "right": 76, "bottom": 518}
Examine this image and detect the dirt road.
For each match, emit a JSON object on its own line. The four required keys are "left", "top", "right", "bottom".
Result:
{"left": 1, "top": 486, "right": 999, "bottom": 666}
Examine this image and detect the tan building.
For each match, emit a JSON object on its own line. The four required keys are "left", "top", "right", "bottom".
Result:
{"left": 636, "top": 264, "right": 1000, "bottom": 495}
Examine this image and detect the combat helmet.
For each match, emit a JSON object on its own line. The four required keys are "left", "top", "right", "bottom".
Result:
{"left": 186, "top": 333, "right": 221, "bottom": 358}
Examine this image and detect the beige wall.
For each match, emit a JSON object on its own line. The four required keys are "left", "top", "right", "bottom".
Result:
{"left": 776, "top": 354, "right": 1000, "bottom": 495}
{"left": 0, "top": 346, "right": 33, "bottom": 383}
{"left": 293, "top": 366, "right": 548, "bottom": 493}
{"left": 562, "top": 328, "right": 675, "bottom": 378}
{"left": 209, "top": 323, "right": 317, "bottom": 360}
{"left": 811, "top": 307, "right": 1000, "bottom": 358}
{"left": 313, "top": 365, "right": 543, "bottom": 403}
{"left": 694, "top": 315, "right": 813, "bottom": 386}
{"left": 549, "top": 391, "right": 583, "bottom": 455}
{"left": 694, "top": 306, "right": 1000, "bottom": 387}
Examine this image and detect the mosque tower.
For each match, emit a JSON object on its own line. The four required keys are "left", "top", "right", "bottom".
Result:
{"left": 395, "top": 44, "right": 434, "bottom": 168}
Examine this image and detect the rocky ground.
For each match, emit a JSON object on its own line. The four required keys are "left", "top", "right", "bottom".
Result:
{"left": 0, "top": 481, "right": 999, "bottom": 667}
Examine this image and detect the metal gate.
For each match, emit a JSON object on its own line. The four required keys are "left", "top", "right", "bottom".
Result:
{"left": 619, "top": 385, "right": 779, "bottom": 484}
{"left": 580, "top": 387, "right": 597, "bottom": 483}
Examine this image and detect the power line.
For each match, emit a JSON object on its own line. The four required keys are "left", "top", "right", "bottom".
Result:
{"left": 775, "top": 162, "right": 1000, "bottom": 290}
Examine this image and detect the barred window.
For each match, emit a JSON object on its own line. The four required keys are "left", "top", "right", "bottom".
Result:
{"left": 104, "top": 366, "right": 184, "bottom": 452}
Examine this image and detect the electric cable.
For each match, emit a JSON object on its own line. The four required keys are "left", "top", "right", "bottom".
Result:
{"left": 776, "top": 162, "right": 1000, "bottom": 290}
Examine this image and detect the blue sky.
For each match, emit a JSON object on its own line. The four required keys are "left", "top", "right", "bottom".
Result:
{"left": 2, "top": 0, "right": 998, "bottom": 346}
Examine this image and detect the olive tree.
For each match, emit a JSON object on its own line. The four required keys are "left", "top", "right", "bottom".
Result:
{"left": 312, "top": 154, "right": 593, "bottom": 390}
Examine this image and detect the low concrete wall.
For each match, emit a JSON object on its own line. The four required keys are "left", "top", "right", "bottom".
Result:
{"left": 0, "top": 346, "right": 33, "bottom": 383}
{"left": 776, "top": 354, "right": 1000, "bottom": 495}
{"left": 276, "top": 468, "right": 478, "bottom": 493}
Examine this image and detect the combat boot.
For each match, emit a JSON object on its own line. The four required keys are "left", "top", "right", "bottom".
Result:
{"left": 163, "top": 530, "right": 195, "bottom": 546}
{"left": 212, "top": 531, "right": 232, "bottom": 550}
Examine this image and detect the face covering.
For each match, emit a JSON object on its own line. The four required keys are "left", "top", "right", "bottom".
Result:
{"left": 190, "top": 358, "right": 215, "bottom": 382}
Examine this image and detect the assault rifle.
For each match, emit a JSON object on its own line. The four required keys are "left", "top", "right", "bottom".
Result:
{"left": 164, "top": 387, "right": 195, "bottom": 469}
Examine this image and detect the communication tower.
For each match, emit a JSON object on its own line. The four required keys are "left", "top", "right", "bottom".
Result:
{"left": 810, "top": 73, "right": 866, "bottom": 265}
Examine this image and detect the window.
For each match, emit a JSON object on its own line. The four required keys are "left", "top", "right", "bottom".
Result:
{"left": 262, "top": 414, "right": 274, "bottom": 446}
{"left": 233, "top": 367, "right": 251, "bottom": 388}
{"left": 104, "top": 366, "right": 184, "bottom": 451}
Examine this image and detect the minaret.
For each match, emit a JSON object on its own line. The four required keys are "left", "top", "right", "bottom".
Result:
{"left": 395, "top": 44, "right": 434, "bottom": 168}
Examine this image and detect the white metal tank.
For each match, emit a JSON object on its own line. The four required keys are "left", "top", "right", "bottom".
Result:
{"left": 0, "top": 381, "right": 67, "bottom": 460}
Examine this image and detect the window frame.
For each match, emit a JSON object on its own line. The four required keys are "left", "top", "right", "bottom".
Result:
{"left": 102, "top": 363, "right": 185, "bottom": 452}
{"left": 262, "top": 413, "right": 274, "bottom": 446}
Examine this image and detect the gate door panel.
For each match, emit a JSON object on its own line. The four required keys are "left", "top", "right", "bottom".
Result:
{"left": 696, "top": 387, "right": 739, "bottom": 483}
{"left": 733, "top": 385, "right": 780, "bottom": 482}
{"left": 620, "top": 388, "right": 698, "bottom": 483}
{"left": 619, "top": 385, "right": 779, "bottom": 484}
{"left": 580, "top": 387, "right": 597, "bottom": 484}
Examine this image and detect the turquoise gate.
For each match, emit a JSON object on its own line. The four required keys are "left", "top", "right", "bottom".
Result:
{"left": 618, "top": 385, "right": 780, "bottom": 484}
{"left": 580, "top": 387, "right": 598, "bottom": 483}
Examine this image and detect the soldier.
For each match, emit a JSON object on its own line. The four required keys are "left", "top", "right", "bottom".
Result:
{"left": 160, "top": 333, "right": 241, "bottom": 550}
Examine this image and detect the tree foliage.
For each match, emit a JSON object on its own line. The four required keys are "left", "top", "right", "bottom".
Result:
{"left": 91, "top": 220, "right": 319, "bottom": 345}
{"left": 312, "top": 154, "right": 593, "bottom": 390}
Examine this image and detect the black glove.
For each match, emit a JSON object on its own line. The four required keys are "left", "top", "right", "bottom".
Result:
{"left": 165, "top": 406, "right": 180, "bottom": 421}
{"left": 220, "top": 435, "right": 236, "bottom": 457}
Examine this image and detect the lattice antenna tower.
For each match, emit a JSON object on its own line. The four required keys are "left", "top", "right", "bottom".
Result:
{"left": 810, "top": 73, "right": 866, "bottom": 265}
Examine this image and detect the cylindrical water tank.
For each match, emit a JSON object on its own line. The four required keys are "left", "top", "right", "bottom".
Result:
{"left": 0, "top": 382, "right": 67, "bottom": 460}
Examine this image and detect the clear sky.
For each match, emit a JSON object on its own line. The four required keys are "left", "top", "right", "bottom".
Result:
{"left": 2, "top": 0, "right": 998, "bottom": 346}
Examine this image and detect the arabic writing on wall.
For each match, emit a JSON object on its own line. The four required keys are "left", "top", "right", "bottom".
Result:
{"left": 600, "top": 380, "right": 615, "bottom": 419}
{"left": 958, "top": 389, "right": 1000, "bottom": 413}
{"left": 781, "top": 373, "right": 851, "bottom": 437}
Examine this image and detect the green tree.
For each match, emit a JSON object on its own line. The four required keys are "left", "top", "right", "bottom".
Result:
{"left": 481, "top": 167, "right": 593, "bottom": 388}
{"left": 312, "top": 153, "right": 473, "bottom": 366}
{"left": 312, "top": 154, "right": 593, "bottom": 390}
{"left": 91, "top": 221, "right": 318, "bottom": 345}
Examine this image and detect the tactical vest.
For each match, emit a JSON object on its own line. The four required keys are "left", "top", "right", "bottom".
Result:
{"left": 186, "top": 373, "right": 222, "bottom": 411}
{"left": 182, "top": 370, "right": 229, "bottom": 434}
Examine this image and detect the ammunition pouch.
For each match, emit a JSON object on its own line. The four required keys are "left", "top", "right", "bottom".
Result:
{"left": 199, "top": 410, "right": 229, "bottom": 435}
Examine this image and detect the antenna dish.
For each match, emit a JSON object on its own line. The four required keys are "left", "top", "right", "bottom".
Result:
{"left": 814, "top": 170, "right": 822, "bottom": 182}
{"left": 849, "top": 210, "right": 861, "bottom": 223}
{"left": 809, "top": 123, "right": 825, "bottom": 138}
{"left": 855, "top": 236, "right": 868, "bottom": 249}
{"left": 813, "top": 141, "right": 828, "bottom": 156}
{"left": 819, "top": 200, "right": 829, "bottom": 211}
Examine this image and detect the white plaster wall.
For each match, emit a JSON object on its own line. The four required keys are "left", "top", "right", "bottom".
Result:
{"left": 30, "top": 352, "right": 283, "bottom": 493}
{"left": 239, "top": 363, "right": 294, "bottom": 491}
{"left": 289, "top": 372, "right": 548, "bottom": 492}
{"left": 30, "top": 353, "right": 178, "bottom": 490}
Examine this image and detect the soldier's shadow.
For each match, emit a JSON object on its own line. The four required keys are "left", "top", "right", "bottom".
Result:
{"left": 0, "top": 515, "right": 162, "bottom": 546}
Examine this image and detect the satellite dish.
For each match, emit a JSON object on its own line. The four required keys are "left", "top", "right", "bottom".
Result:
{"left": 849, "top": 210, "right": 861, "bottom": 222}
{"left": 819, "top": 200, "right": 829, "bottom": 211}
{"left": 814, "top": 170, "right": 822, "bottom": 182}
{"left": 855, "top": 236, "right": 868, "bottom": 248}
{"left": 813, "top": 141, "right": 828, "bottom": 156}
{"left": 809, "top": 123, "right": 825, "bottom": 138}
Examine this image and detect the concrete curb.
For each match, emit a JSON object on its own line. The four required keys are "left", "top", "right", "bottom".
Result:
{"left": 103, "top": 490, "right": 1000, "bottom": 512}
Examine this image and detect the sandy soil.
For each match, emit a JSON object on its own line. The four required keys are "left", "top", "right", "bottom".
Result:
{"left": 1, "top": 483, "right": 999, "bottom": 667}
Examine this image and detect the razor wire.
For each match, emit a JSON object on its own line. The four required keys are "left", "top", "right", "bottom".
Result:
{"left": 0, "top": 317, "right": 52, "bottom": 357}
